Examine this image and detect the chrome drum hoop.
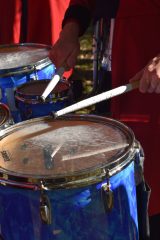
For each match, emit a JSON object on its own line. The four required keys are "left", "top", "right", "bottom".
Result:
{"left": 15, "top": 79, "right": 70, "bottom": 105}
{"left": 0, "top": 43, "right": 52, "bottom": 77}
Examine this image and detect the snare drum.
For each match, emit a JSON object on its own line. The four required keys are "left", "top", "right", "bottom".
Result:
{"left": 0, "top": 43, "right": 55, "bottom": 122}
{"left": 0, "top": 115, "right": 139, "bottom": 240}
{"left": 15, "top": 79, "right": 71, "bottom": 120}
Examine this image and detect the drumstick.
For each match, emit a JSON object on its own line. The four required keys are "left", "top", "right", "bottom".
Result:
{"left": 40, "top": 67, "right": 65, "bottom": 101}
{"left": 62, "top": 143, "right": 129, "bottom": 161}
{"left": 52, "top": 80, "right": 139, "bottom": 118}
{"left": 51, "top": 143, "right": 63, "bottom": 159}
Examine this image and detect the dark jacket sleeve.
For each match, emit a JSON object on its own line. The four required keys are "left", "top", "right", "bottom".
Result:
{"left": 62, "top": 0, "right": 95, "bottom": 36}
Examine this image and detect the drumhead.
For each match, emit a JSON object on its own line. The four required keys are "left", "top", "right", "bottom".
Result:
{"left": 0, "top": 43, "right": 52, "bottom": 76}
{"left": 16, "top": 79, "right": 69, "bottom": 98}
{"left": 0, "top": 115, "right": 135, "bottom": 188}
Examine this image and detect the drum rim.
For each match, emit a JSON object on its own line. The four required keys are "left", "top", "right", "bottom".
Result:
{"left": 0, "top": 114, "right": 136, "bottom": 189}
{"left": 0, "top": 43, "right": 53, "bottom": 77}
{"left": 15, "top": 79, "right": 70, "bottom": 104}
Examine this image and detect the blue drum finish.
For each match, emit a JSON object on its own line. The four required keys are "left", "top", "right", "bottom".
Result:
{"left": 0, "top": 161, "right": 138, "bottom": 240}
{"left": 15, "top": 80, "right": 70, "bottom": 120}
{"left": 17, "top": 99, "right": 68, "bottom": 120}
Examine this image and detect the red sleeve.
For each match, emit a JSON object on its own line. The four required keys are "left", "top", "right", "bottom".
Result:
{"left": 63, "top": 0, "right": 95, "bottom": 35}
{"left": 69, "top": 0, "right": 95, "bottom": 11}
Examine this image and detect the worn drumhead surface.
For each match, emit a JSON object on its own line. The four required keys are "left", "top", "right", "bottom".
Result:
{"left": 0, "top": 44, "right": 51, "bottom": 70}
{"left": 16, "top": 80, "right": 69, "bottom": 96}
{"left": 0, "top": 115, "right": 134, "bottom": 178}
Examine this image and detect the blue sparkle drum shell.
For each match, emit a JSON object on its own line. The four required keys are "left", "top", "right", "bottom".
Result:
{"left": 0, "top": 43, "right": 55, "bottom": 122}
{"left": 15, "top": 79, "right": 71, "bottom": 120}
{"left": 0, "top": 115, "right": 139, "bottom": 240}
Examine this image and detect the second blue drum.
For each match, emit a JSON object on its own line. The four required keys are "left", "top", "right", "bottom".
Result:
{"left": 0, "top": 43, "right": 55, "bottom": 122}
{"left": 15, "top": 79, "right": 71, "bottom": 120}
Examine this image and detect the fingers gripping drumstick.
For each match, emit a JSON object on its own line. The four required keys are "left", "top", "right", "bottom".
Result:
{"left": 52, "top": 80, "right": 139, "bottom": 118}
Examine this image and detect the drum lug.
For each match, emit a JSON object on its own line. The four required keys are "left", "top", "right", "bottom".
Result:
{"left": 133, "top": 141, "right": 144, "bottom": 185}
{"left": 40, "top": 193, "right": 52, "bottom": 224}
{"left": 101, "top": 170, "right": 114, "bottom": 212}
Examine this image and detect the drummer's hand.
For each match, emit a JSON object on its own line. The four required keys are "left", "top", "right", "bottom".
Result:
{"left": 49, "top": 22, "right": 80, "bottom": 70}
{"left": 130, "top": 55, "right": 160, "bottom": 93}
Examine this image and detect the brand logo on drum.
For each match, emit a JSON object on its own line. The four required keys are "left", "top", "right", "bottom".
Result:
{"left": 0, "top": 151, "right": 11, "bottom": 162}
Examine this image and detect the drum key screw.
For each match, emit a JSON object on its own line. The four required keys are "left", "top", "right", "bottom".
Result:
{"left": 101, "top": 169, "right": 114, "bottom": 212}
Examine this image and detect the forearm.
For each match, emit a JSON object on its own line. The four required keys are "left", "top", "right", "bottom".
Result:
{"left": 49, "top": 0, "right": 95, "bottom": 69}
